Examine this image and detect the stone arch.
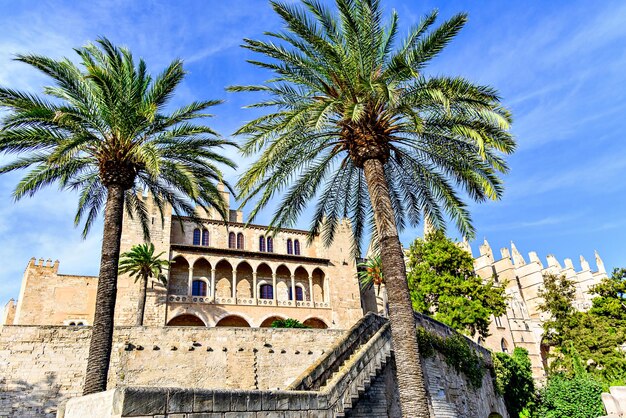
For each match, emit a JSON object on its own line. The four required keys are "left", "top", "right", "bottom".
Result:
{"left": 236, "top": 261, "right": 253, "bottom": 299}
{"left": 293, "top": 266, "right": 309, "bottom": 301}
{"left": 215, "top": 259, "right": 233, "bottom": 299}
{"left": 167, "top": 314, "right": 206, "bottom": 327}
{"left": 215, "top": 315, "right": 251, "bottom": 327}
{"left": 169, "top": 255, "right": 190, "bottom": 295}
{"left": 259, "top": 315, "right": 285, "bottom": 327}
{"left": 312, "top": 267, "right": 325, "bottom": 302}
{"left": 275, "top": 264, "right": 291, "bottom": 301}
{"left": 303, "top": 317, "right": 328, "bottom": 329}
{"left": 192, "top": 258, "right": 212, "bottom": 296}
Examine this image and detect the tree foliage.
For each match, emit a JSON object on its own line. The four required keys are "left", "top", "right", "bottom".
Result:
{"left": 407, "top": 230, "right": 507, "bottom": 337}
{"left": 534, "top": 354, "right": 605, "bottom": 418}
{"left": 229, "top": 0, "right": 516, "bottom": 252}
{"left": 0, "top": 37, "right": 237, "bottom": 239}
{"left": 538, "top": 269, "right": 626, "bottom": 386}
{"left": 493, "top": 347, "right": 535, "bottom": 418}
{"left": 271, "top": 318, "right": 309, "bottom": 328}
{"left": 118, "top": 243, "right": 169, "bottom": 286}
{"left": 357, "top": 255, "right": 384, "bottom": 294}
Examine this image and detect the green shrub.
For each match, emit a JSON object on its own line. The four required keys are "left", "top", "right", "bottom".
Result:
{"left": 493, "top": 348, "right": 535, "bottom": 418}
{"left": 534, "top": 374, "right": 604, "bottom": 418}
{"left": 416, "top": 327, "right": 485, "bottom": 388}
{"left": 270, "top": 318, "right": 309, "bottom": 328}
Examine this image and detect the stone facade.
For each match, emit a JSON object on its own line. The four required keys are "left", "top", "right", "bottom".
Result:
{"left": 471, "top": 239, "right": 607, "bottom": 381}
{"left": 4, "top": 186, "right": 363, "bottom": 331}
{"left": 0, "top": 325, "right": 343, "bottom": 417}
{"left": 53, "top": 313, "right": 507, "bottom": 418}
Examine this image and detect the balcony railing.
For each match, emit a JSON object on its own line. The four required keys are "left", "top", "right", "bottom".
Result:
{"left": 167, "top": 294, "right": 329, "bottom": 308}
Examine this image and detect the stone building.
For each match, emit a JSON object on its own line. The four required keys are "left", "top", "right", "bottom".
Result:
{"left": 470, "top": 239, "right": 607, "bottom": 380}
{"left": 0, "top": 187, "right": 510, "bottom": 417}
{"left": 3, "top": 184, "right": 363, "bottom": 331}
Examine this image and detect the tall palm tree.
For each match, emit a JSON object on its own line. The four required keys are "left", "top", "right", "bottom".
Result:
{"left": 229, "top": 1, "right": 515, "bottom": 416}
{"left": 0, "top": 38, "right": 236, "bottom": 395}
{"left": 118, "top": 243, "right": 169, "bottom": 326}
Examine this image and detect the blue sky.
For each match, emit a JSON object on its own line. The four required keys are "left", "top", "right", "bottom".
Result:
{"left": 1, "top": 0, "right": 625, "bottom": 305}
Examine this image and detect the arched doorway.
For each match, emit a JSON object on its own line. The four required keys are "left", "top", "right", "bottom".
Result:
{"left": 215, "top": 315, "right": 251, "bottom": 327}
{"left": 303, "top": 318, "right": 328, "bottom": 329}
{"left": 215, "top": 259, "right": 233, "bottom": 299}
{"left": 167, "top": 314, "right": 205, "bottom": 327}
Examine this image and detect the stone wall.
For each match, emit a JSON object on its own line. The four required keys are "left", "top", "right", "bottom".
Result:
{"left": 0, "top": 325, "right": 343, "bottom": 417}
{"left": 9, "top": 259, "right": 97, "bottom": 326}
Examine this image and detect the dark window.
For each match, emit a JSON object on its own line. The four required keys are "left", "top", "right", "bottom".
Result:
{"left": 237, "top": 233, "right": 244, "bottom": 250}
{"left": 267, "top": 237, "right": 274, "bottom": 253}
{"left": 192, "top": 280, "right": 207, "bottom": 297}
{"left": 294, "top": 239, "right": 300, "bottom": 255}
{"left": 202, "top": 229, "right": 209, "bottom": 246}
{"left": 193, "top": 228, "right": 201, "bottom": 245}
{"left": 259, "top": 284, "right": 273, "bottom": 299}
{"left": 228, "top": 232, "right": 236, "bottom": 249}
{"left": 287, "top": 239, "right": 293, "bottom": 255}
{"left": 288, "top": 286, "right": 304, "bottom": 301}
{"left": 501, "top": 338, "right": 509, "bottom": 353}
{"left": 259, "top": 236, "right": 266, "bottom": 252}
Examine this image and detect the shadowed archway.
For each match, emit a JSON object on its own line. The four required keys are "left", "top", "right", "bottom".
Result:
{"left": 215, "top": 315, "right": 251, "bottom": 327}
{"left": 166, "top": 314, "right": 205, "bottom": 327}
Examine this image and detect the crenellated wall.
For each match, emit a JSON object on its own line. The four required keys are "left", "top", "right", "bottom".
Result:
{"left": 9, "top": 258, "right": 97, "bottom": 326}
{"left": 472, "top": 239, "right": 608, "bottom": 381}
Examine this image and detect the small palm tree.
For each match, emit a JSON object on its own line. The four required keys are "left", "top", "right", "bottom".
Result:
{"left": 0, "top": 38, "right": 236, "bottom": 394}
{"left": 118, "top": 243, "right": 169, "bottom": 326}
{"left": 229, "top": 1, "right": 515, "bottom": 415}
{"left": 357, "top": 255, "right": 384, "bottom": 295}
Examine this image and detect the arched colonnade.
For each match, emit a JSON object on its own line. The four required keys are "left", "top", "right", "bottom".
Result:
{"left": 168, "top": 253, "right": 329, "bottom": 308}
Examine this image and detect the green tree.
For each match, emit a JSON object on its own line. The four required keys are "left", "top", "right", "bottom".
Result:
{"left": 407, "top": 230, "right": 507, "bottom": 338}
{"left": 0, "top": 38, "right": 236, "bottom": 394}
{"left": 493, "top": 347, "right": 535, "bottom": 418}
{"left": 118, "top": 243, "right": 169, "bottom": 326}
{"left": 538, "top": 272, "right": 626, "bottom": 385}
{"left": 589, "top": 267, "right": 626, "bottom": 321}
{"left": 357, "top": 255, "right": 384, "bottom": 294}
{"left": 538, "top": 273, "right": 577, "bottom": 346}
{"left": 229, "top": 1, "right": 515, "bottom": 414}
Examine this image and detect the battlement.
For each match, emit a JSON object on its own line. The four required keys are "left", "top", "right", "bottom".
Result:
{"left": 27, "top": 257, "right": 60, "bottom": 273}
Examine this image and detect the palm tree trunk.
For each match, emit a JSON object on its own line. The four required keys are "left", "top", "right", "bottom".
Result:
{"left": 83, "top": 184, "right": 125, "bottom": 395}
{"left": 363, "top": 158, "right": 431, "bottom": 418}
{"left": 136, "top": 275, "right": 147, "bottom": 326}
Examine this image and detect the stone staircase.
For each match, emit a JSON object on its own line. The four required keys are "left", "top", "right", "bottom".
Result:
{"left": 288, "top": 312, "right": 393, "bottom": 417}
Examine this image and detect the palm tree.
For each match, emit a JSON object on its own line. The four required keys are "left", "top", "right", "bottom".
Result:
{"left": 118, "top": 243, "right": 169, "bottom": 326}
{"left": 229, "top": 1, "right": 515, "bottom": 416}
{"left": 0, "top": 38, "right": 236, "bottom": 395}
{"left": 357, "top": 255, "right": 384, "bottom": 295}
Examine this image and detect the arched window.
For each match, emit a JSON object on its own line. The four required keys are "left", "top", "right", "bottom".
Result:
{"left": 259, "top": 284, "right": 273, "bottom": 299}
{"left": 228, "top": 232, "right": 236, "bottom": 249}
{"left": 201, "top": 229, "right": 209, "bottom": 246}
{"left": 501, "top": 338, "right": 509, "bottom": 353}
{"left": 288, "top": 286, "right": 304, "bottom": 301}
{"left": 294, "top": 239, "right": 301, "bottom": 255}
{"left": 192, "top": 280, "right": 207, "bottom": 296}
{"left": 237, "top": 233, "right": 244, "bottom": 249}
{"left": 287, "top": 239, "right": 293, "bottom": 255}
{"left": 193, "top": 228, "right": 201, "bottom": 245}
{"left": 259, "top": 236, "right": 266, "bottom": 252}
{"left": 267, "top": 237, "right": 274, "bottom": 253}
